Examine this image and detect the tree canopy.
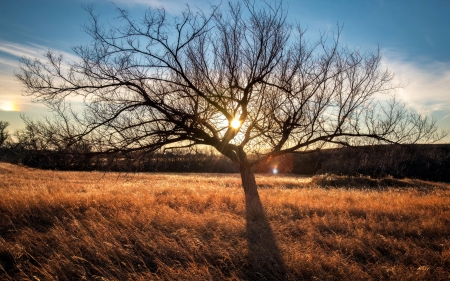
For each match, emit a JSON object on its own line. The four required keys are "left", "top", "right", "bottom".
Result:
{"left": 17, "top": 0, "right": 445, "bottom": 203}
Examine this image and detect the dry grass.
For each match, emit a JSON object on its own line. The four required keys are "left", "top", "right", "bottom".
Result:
{"left": 0, "top": 162, "right": 449, "bottom": 280}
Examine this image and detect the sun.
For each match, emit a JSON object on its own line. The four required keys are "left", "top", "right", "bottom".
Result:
{"left": 230, "top": 118, "right": 241, "bottom": 129}
{"left": 1, "top": 101, "right": 19, "bottom": 111}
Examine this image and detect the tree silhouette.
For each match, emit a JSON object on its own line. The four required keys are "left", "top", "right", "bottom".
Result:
{"left": 0, "top": 121, "right": 10, "bottom": 147}
{"left": 17, "top": 0, "right": 444, "bottom": 215}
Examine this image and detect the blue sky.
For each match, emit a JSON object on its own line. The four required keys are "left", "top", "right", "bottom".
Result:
{"left": 1, "top": 0, "right": 450, "bottom": 142}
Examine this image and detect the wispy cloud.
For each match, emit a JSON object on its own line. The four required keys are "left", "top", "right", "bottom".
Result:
{"left": 0, "top": 41, "right": 80, "bottom": 115}
{"left": 0, "top": 41, "right": 79, "bottom": 63}
{"left": 0, "top": 42, "right": 47, "bottom": 60}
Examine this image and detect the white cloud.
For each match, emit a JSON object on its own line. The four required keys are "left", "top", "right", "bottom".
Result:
{"left": 0, "top": 41, "right": 79, "bottom": 63}
{"left": 381, "top": 50, "right": 450, "bottom": 140}
{"left": 0, "top": 42, "right": 46, "bottom": 60}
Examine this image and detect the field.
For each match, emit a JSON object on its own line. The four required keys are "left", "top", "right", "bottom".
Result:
{"left": 0, "top": 162, "right": 449, "bottom": 280}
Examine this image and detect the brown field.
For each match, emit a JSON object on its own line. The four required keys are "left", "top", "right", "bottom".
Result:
{"left": 0, "top": 162, "right": 449, "bottom": 280}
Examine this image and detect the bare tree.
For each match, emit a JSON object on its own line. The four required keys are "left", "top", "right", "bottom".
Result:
{"left": 16, "top": 1, "right": 445, "bottom": 214}
{"left": 0, "top": 121, "right": 10, "bottom": 147}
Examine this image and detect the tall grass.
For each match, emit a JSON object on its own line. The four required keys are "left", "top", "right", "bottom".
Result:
{"left": 0, "top": 163, "right": 449, "bottom": 280}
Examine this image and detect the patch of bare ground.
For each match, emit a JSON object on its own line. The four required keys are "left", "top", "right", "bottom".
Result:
{"left": 0, "top": 162, "right": 449, "bottom": 280}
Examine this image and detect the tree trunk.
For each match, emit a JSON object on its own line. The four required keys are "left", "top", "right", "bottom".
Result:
{"left": 239, "top": 163, "right": 289, "bottom": 279}
{"left": 239, "top": 163, "right": 263, "bottom": 219}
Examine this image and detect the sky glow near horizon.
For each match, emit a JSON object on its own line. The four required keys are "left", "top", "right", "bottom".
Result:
{"left": 0, "top": 0, "right": 449, "bottom": 142}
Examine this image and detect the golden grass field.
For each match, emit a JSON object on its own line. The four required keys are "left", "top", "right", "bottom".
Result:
{"left": 0, "top": 162, "right": 449, "bottom": 280}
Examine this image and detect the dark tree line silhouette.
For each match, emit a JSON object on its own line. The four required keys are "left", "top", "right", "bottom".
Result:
{"left": 1, "top": 118, "right": 449, "bottom": 181}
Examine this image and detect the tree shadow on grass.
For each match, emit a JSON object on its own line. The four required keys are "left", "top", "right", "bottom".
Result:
{"left": 242, "top": 194, "right": 290, "bottom": 280}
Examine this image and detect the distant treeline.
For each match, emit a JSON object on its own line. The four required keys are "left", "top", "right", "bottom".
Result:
{"left": 0, "top": 146, "right": 238, "bottom": 173}
{"left": 292, "top": 144, "right": 450, "bottom": 182}
{"left": 1, "top": 143, "right": 449, "bottom": 182}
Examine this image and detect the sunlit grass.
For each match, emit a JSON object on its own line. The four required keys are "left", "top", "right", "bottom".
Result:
{"left": 0, "top": 163, "right": 449, "bottom": 280}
